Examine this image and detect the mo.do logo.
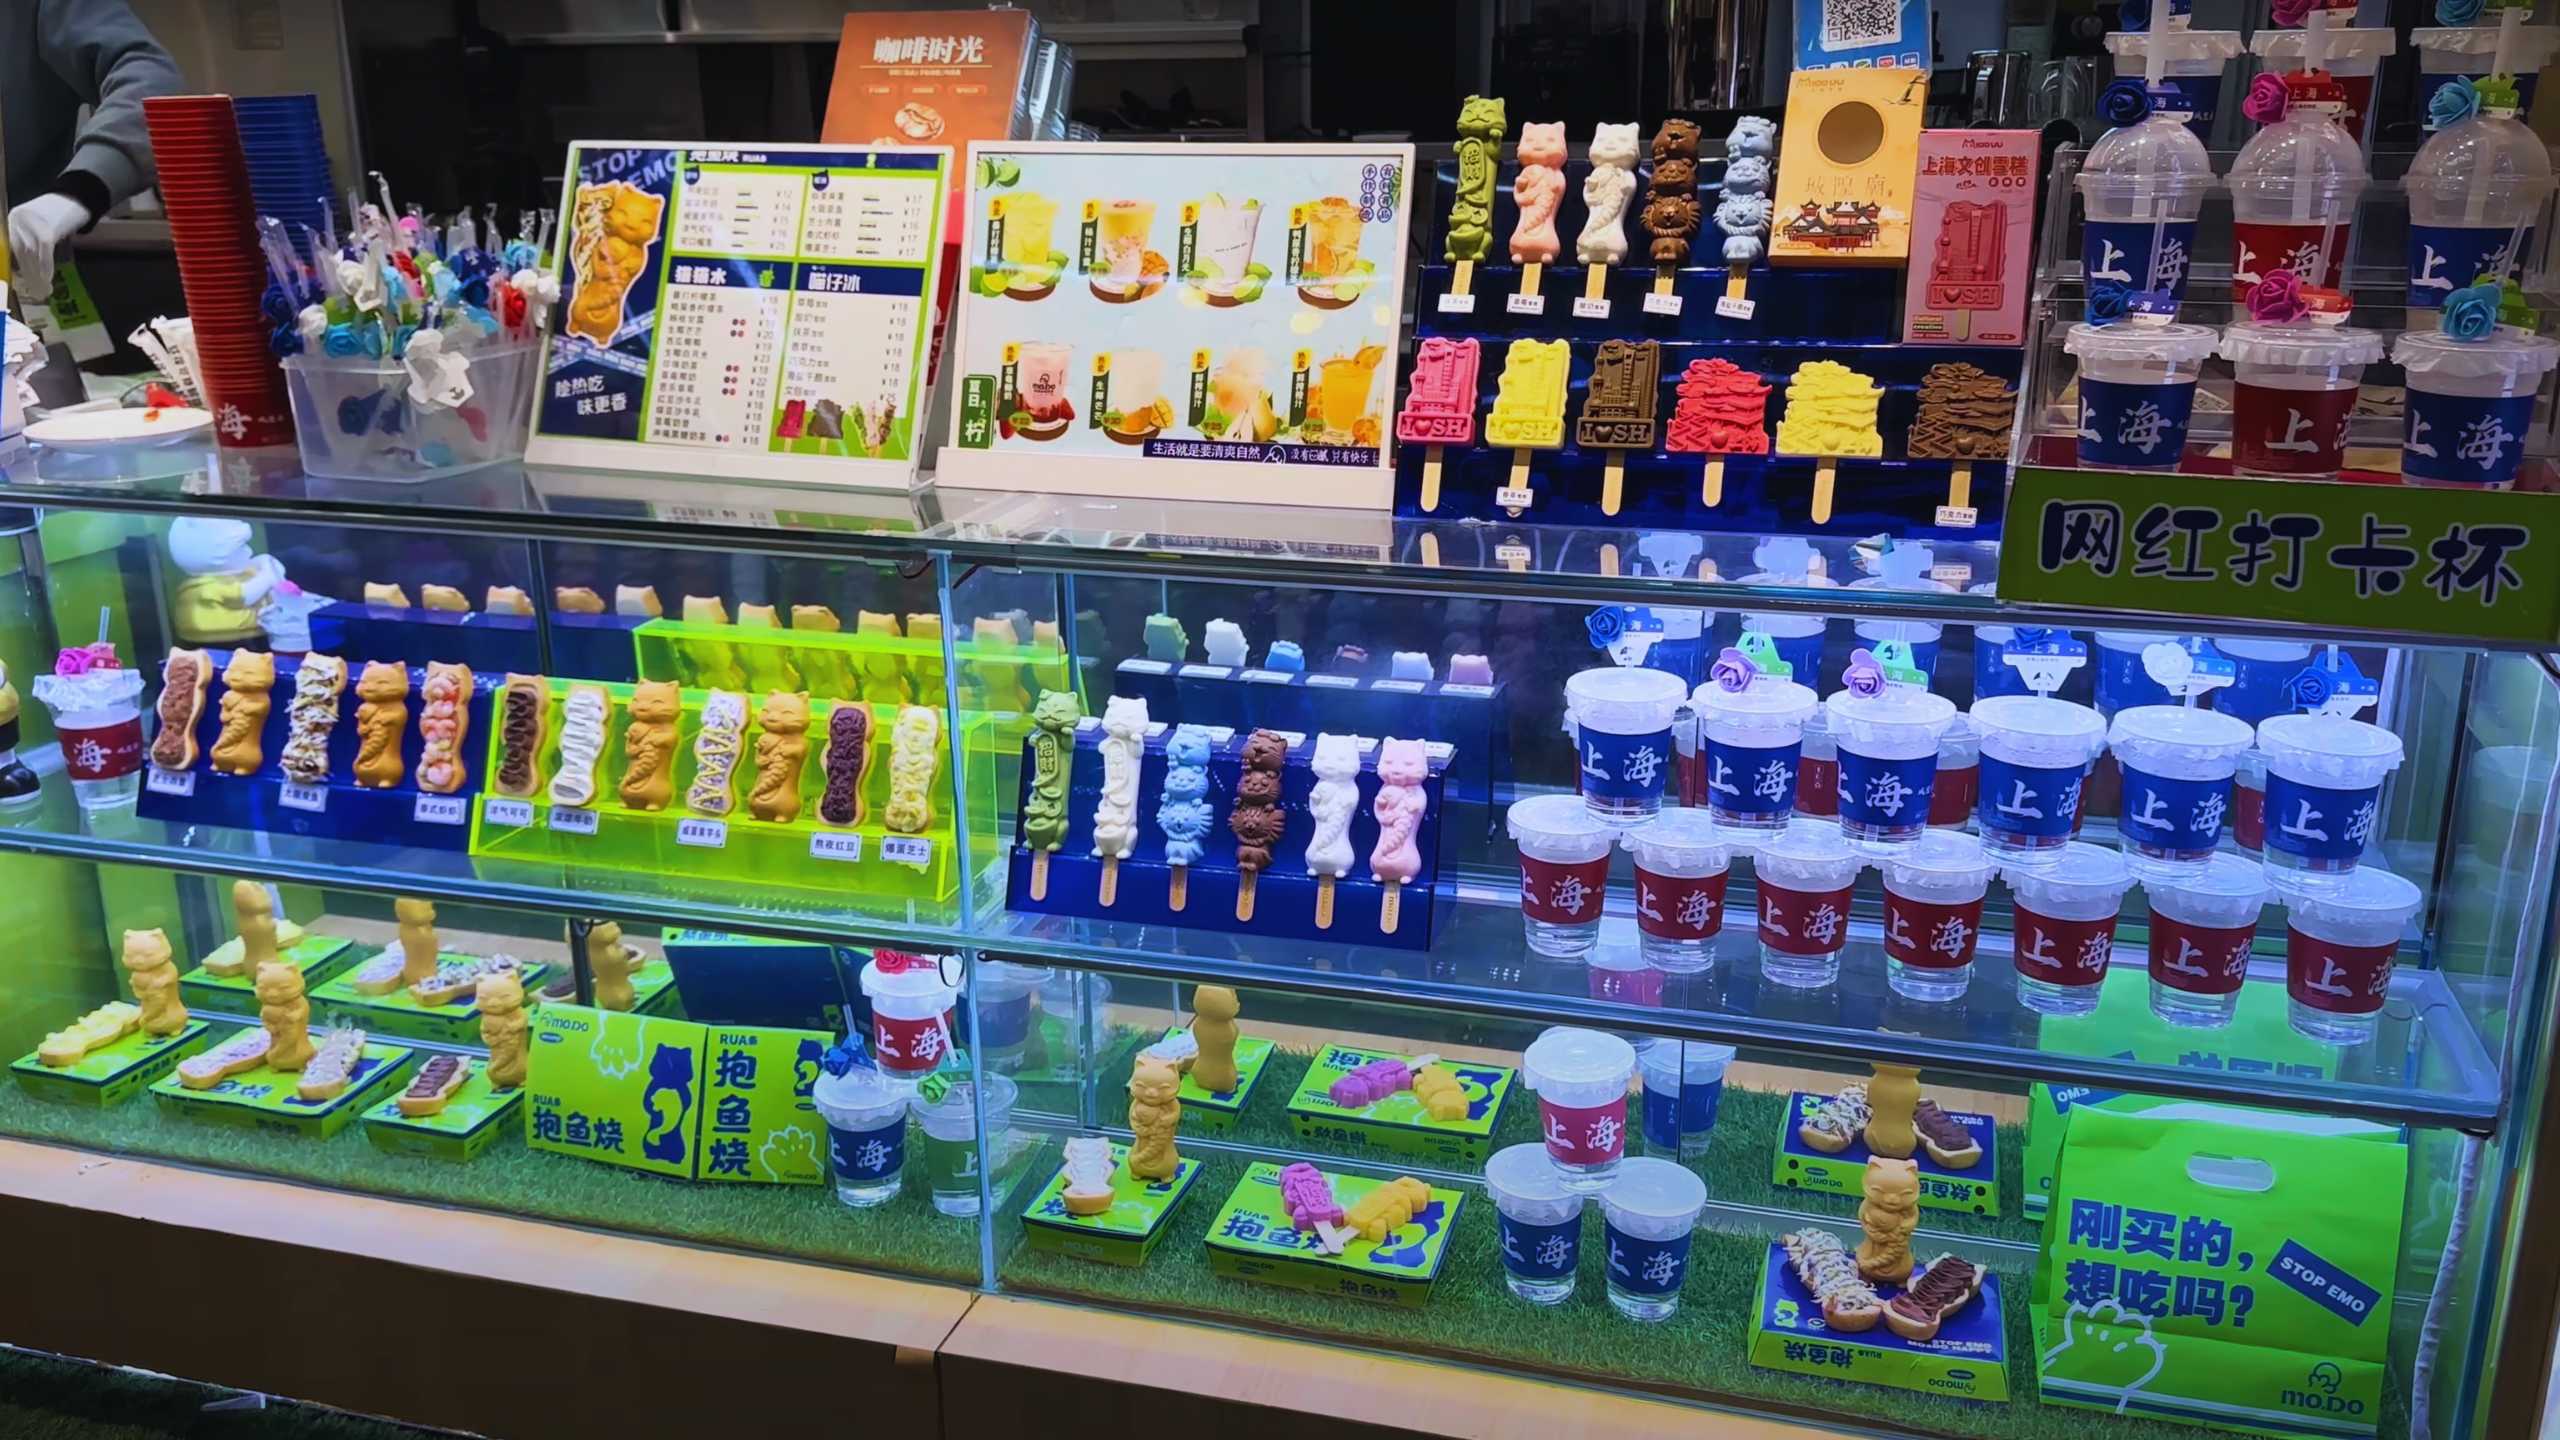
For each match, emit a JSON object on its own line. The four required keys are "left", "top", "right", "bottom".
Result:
{"left": 2282, "top": 1361, "right": 2364, "bottom": 1417}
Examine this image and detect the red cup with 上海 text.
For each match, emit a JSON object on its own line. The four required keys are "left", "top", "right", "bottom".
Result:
{"left": 2219, "top": 323, "right": 2385, "bottom": 480}
{"left": 2145, "top": 852, "right": 2269, "bottom": 1029}
{"left": 1509, "top": 794, "right": 1618, "bottom": 960}
{"left": 2283, "top": 868, "right": 2424, "bottom": 1046}
{"left": 2005, "top": 843, "right": 2137, "bottom": 1016}
{"left": 1623, "top": 809, "right": 1730, "bottom": 974}
{"left": 1751, "top": 822, "right": 1865, "bottom": 990}
{"left": 1881, "top": 832, "right": 1993, "bottom": 1003}
{"left": 1524, "top": 1027, "right": 1638, "bottom": 1193}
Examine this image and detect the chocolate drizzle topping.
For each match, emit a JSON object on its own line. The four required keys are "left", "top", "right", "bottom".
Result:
{"left": 496, "top": 683, "right": 541, "bottom": 793}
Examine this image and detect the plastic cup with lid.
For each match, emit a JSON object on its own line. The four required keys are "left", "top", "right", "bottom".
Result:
{"left": 2219, "top": 323, "right": 2387, "bottom": 480}
{"left": 2095, "top": 630, "right": 2179, "bottom": 715}
{"left": 1971, "top": 621, "right": 2026, "bottom": 700}
{"left": 1738, "top": 610, "right": 1828, "bottom": 693}
{"left": 912, "top": 1073, "right": 1018, "bottom": 1217}
{"left": 2249, "top": 24, "right": 2400, "bottom": 145}
{"left": 967, "top": 959, "right": 1054, "bottom": 1072}
{"left": 1598, "top": 1157, "right": 1709, "bottom": 1321}
{"left": 1929, "top": 714, "right": 1980, "bottom": 830}
{"left": 1567, "top": 666, "right": 1689, "bottom": 822}
{"left": 2394, "top": 330, "right": 2560, "bottom": 487}
{"left": 2147, "top": 851, "right": 2269, "bottom": 1028}
{"left": 1524, "top": 1026, "right": 1638, "bottom": 1191}
{"left": 2281, "top": 867, "right": 2423, "bottom": 1044}
{"left": 2404, "top": 97, "right": 2553, "bottom": 311}
{"left": 1484, "top": 1143, "right": 1585, "bottom": 1304}
{"left": 2065, "top": 324, "right": 2218, "bottom": 471}
{"left": 1825, "top": 682, "right": 1958, "bottom": 855}
{"left": 2415, "top": 24, "right": 2560, "bottom": 118}
{"left": 1972, "top": 694, "right": 2108, "bottom": 860}
{"left": 1622, "top": 809, "right": 1731, "bottom": 972}
{"left": 1851, "top": 616, "right": 1947, "bottom": 684}
{"left": 2226, "top": 70, "right": 2372, "bottom": 296}
{"left": 1795, "top": 706, "right": 1840, "bottom": 819}
{"left": 1692, "top": 655, "right": 1818, "bottom": 834}
{"left": 816, "top": 1062, "right": 914, "bottom": 1207}
{"left": 2210, "top": 639, "right": 2313, "bottom": 727}
{"left": 35, "top": 665, "right": 145, "bottom": 810}
{"left": 2105, "top": 29, "right": 2247, "bottom": 140}
{"left": 861, "top": 952, "right": 961, "bottom": 1081}
{"left": 2076, "top": 91, "right": 2215, "bottom": 317}
{"left": 2110, "top": 704, "right": 2255, "bottom": 876}
{"left": 1753, "top": 821, "right": 1866, "bottom": 988}
{"left": 1636, "top": 1039, "right": 1735, "bottom": 1160}
{"left": 2006, "top": 842, "right": 2138, "bottom": 1016}
{"left": 1881, "top": 831, "right": 1995, "bottom": 1002}
{"left": 2255, "top": 712, "right": 2404, "bottom": 880}
{"left": 1509, "top": 793, "right": 1618, "bottom": 958}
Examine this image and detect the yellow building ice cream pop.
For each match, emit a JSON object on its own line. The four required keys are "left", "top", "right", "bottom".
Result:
{"left": 1484, "top": 339, "right": 1569, "bottom": 514}
{"left": 1774, "top": 360, "right": 1885, "bottom": 525}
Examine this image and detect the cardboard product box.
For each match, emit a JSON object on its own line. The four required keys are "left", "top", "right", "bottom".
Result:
{"left": 1286, "top": 1043, "right": 1515, "bottom": 1166}
{"left": 1159, "top": 1026, "right": 1276, "bottom": 1131}
{"left": 525, "top": 1005, "right": 830, "bottom": 1185}
{"left": 1904, "top": 130, "right": 2038, "bottom": 345}
{"left": 362, "top": 1061, "right": 525, "bottom": 1163}
{"left": 150, "top": 1042, "right": 416, "bottom": 1140}
{"left": 11, "top": 1021, "right": 211, "bottom": 1107}
{"left": 1202, "top": 1162, "right": 1463, "bottom": 1308}
{"left": 1018, "top": 1142, "right": 1204, "bottom": 1266}
{"left": 1771, "top": 67, "right": 1930, "bottom": 267}
{"left": 177, "top": 932, "right": 358, "bottom": 1015}
{"left": 1750, "top": 1241, "right": 2008, "bottom": 1401}
{"left": 1773, "top": 1091, "right": 2000, "bottom": 1216}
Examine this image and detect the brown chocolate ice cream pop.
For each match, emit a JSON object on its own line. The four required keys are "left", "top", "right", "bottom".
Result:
{"left": 1230, "top": 729, "right": 1291, "bottom": 922}
{"left": 1908, "top": 363, "right": 2016, "bottom": 514}
{"left": 1642, "top": 121, "right": 1702, "bottom": 298}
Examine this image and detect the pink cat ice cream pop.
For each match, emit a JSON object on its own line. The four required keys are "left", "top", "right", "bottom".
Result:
{"left": 1370, "top": 737, "right": 1429, "bottom": 935}
{"left": 1510, "top": 121, "right": 1568, "bottom": 296}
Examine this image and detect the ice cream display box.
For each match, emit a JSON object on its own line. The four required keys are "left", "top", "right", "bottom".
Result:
{"left": 1284, "top": 1043, "right": 1518, "bottom": 1166}
{"left": 1200, "top": 1162, "right": 1465, "bottom": 1309}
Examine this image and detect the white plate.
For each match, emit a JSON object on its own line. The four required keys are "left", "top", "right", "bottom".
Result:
{"left": 27, "top": 407, "right": 213, "bottom": 451}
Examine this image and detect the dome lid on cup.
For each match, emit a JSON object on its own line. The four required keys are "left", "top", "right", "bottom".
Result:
{"left": 2394, "top": 327, "right": 2560, "bottom": 381}
{"left": 861, "top": 950, "right": 958, "bottom": 1003}
{"left": 1887, "top": 830, "right": 1994, "bottom": 889}
{"left": 2413, "top": 25, "right": 2560, "bottom": 64}
{"left": 2256, "top": 712, "right": 2406, "bottom": 786}
{"left": 2249, "top": 26, "right": 2399, "bottom": 62}
{"left": 1600, "top": 1156, "right": 1708, "bottom": 1224}
{"left": 1972, "top": 693, "right": 2110, "bottom": 762}
{"left": 2065, "top": 321, "right": 2221, "bottom": 365}
{"left": 1753, "top": 820, "right": 1866, "bottom": 886}
{"left": 2174, "top": 850, "right": 2272, "bottom": 904}
{"left": 1621, "top": 807, "right": 1731, "bottom": 872}
{"left": 1507, "top": 792, "right": 1620, "bottom": 846}
{"left": 1693, "top": 674, "right": 1818, "bottom": 723}
{"left": 2110, "top": 703, "right": 2257, "bottom": 755}
{"left": 1484, "top": 1142, "right": 1577, "bottom": 1203}
{"left": 2106, "top": 29, "right": 2246, "bottom": 63}
{"left": 1566, "top": 664, "right": 1688, "bottom": 731}
{"left": 2217, "top": 321, "right": 2387, "bottom": 369}
{"left": 2002, "top": 840, "right": 2137, "bottom": 905}
{"left": 1523, "top": 1026, "right": 1637, "bottom": 1091}
{"left": 2277, "top": 866, "right": 2423, "bottom": 929}
{"left": 1826, "top": 685, "right": 1957, "bottom": 729}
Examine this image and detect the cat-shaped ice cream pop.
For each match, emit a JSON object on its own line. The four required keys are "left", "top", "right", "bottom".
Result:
{"left": 1509, "top": 122, "right": 1568, "bottom": 264}
{"left": 1155, "top": 724, "right": 1215, "bottom": 912}
{"left": 1368, "top": 738, "right": 1429, "bottom": 934}
{"left": 1305, "top": 732, "right": 1361, "bottom": 928}
{"left": 1577, "top": 122, "right": 1642, "bottom": 265}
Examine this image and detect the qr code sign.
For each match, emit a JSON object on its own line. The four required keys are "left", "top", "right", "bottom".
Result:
{"left": 1823, "top": 0, "right": 1903, "bottom": 49}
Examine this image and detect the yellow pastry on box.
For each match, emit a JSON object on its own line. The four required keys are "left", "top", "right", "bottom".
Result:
{"left": 352, "top": 661, "right": 410, "bottom": 789}
{"left": 485, "top": 586, "right": 532, "bottom": 616}
{"left": 208, "top": 651, "right": 276, "bottom": 776}
{"left": 364, "top": 582, "right": 412, "bottom": 609}
{"left": 420, "top": 584, "right": 469, "bottom": 612}
{"left": 554, "top": 586, "right": 605, "bottom": 615}
{"left": 614, "top": 585, "right": 662, "bottom": 618}
{"left": 37, "top": 1002, "right": 140, "bottom": 1067}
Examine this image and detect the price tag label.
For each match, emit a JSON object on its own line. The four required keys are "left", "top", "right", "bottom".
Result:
{"left": 145, "top": 767, "right": 195, "bottom": 798}
{"left": 413, "top": 793, "right": 467, "bottom": 826}
{"left": 1494, "top": 484, "right": 1535, "bottom": 512}
{"left": 1571, "top": 296, "right": 1610, "bottom": 320}
{"left": 1641, "top": 291, "right": 1683, "bottom": 316}
{"left": 1436, "top": 292, "right": 1477, "bottom": 315}
{"left": 880, "top": 835, "right": 933, "bottom": 866}
{"left": 1930, "top": 562, "right": 1976, "bottom": 585}
{"left": 1440, "top": 683, "right": 1496, "bottom": 698}
{"left": 483, "top": 796, "right": 535, "bottom": 828}
{"left": 1305, "top": 674, "right": 1358, "bottom": 689}
{"left": 1238, "top": 669, "right": 1291, "bottom": 684}
{"left": 1495, "top": 541, "right": 1533, "bottom": 569}
{"left": 676, "top": 817, "right": 728, "bottom": 849}
{"left": 810, "top": 831, "right": 864, "bottom": 863}
{"left": 1935, "top": 506, "right": 1981, "bottom": 531}
{"left": 1373, "top": 679, "right": 1425, "bottom": 693}
{"left": 1118, "top": 659, "right": 1172, "bottom": 675}
{"left": 549, "top": 805, "right": 599, "bottom": 836}
{"left": 1714, "top": 295, "right": 1757, "bottom": 320}
{"left": 278, "top": 782, "right": 328, "bottom": 813}
{"left": 1505, "top": 292, "right": 1545, "bottom": 316}
{"left": 1177, "top": 665, "right": 1232, "bottom": 679}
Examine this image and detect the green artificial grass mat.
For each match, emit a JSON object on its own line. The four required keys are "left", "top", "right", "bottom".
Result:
{"left": 0, "top": 1086, "right": 978, "bottom": 1285}
{"left": 0, "top": 1345, "right": 452, "bottom": 1440}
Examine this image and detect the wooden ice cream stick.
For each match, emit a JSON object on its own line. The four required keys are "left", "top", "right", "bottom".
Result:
{"left": 1601, "top": 452, "right": 1626, "bottom": 515}
{"left": 1378, "top": 880, "right": 1402, "bottom": 935}
{"left": 1030, "top": 849, "right": 1051, "bottom": 901}
{"left": 1704, "top": 456, "right": 1727, "bottom": 507}
{"left": 1726, "top": 271, "right": 1749, "bottom": 304}
{"left": 1168, "top": 865, "right": 1188, "bottom": 912}
{"left": 1505, "top": 450, "right": 1532, "bottom": 513}
{"left": 1947, "top": 461, "right": 1972, "bottom": 513}
{"left": 1813, "top": 459, "right": 1839, "bottom": 524}
{"left": 1315, "top": 874, "right": 1336, "bottom": 929}
{"left": 1451, "top": 260, "right": 1475, "bottom": 298}
{"left": 1519, "top": 261, "right": 1543, "bottom": 296}
{"left": 1654, "top": 268, "right": 1676, "bottom": 295}
{"left": 1585, "top": 266, "right": 1609, "bottom": 302}
{"left": 1235, "top": 867, "right": 1259, "bottom": 922}
{"left": 1099, "top": 854, "right": 1120, "bottom": 907}
{"left": 1419, "top": 446, "right": 1445, "bottom": 511}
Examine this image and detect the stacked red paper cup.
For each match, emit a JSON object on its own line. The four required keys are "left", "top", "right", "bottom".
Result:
{"left": 143, "top": 95, "right": 294, "bottom": 448}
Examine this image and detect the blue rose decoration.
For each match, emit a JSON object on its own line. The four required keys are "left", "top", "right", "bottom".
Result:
{"left": 2099, "top": 79, "right": 2152, "bottom": 128}
{"left": 1585, "top": 608, "right": 1627, "bottom": 649}
{"left": 2439, "top": 0, "right": 2486, "bottom": 23}
{"left": 2430, "top": 75, "right": 2482, "bottom": 131}
{"left": 2443, "top": 282, "right": 2502, "bottom": 340}
{"left": 322, "top": 323, "right": 364, "bottom": 358}
{"left": 2283, "top": 667, "right": 2333, "bottom": 715}
{"left": 2088, "top": 278, "right": 2131, "bottom": 324}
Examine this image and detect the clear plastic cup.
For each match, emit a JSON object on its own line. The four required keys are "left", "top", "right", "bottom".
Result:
{"left": 1881, "top": 831, "right": 1994, "bottom": 1002}
{"left": 2234, "top": 749, "right": 2268, "bottom": 853}
{"left": 1524, "top": 1026, "right": 1638, "bottom": 1192}
{"left": 1929, "top": 714, "right": 1979, "bottom": 830}
{"left": 2064, "top": 324, "right": 2219, "bottom": 470}
{"left": 1971, "top": 620, "right": 2025, "bottom": 701}
{"left": 1795, "top": 707, "right": 1840, "bottom": 819}
{"left": 1693, "top": 673, "right": 1819, "bottom": 832}
{"left": 1598, "top": 1157, "right": 1708, "bottom": 1321}
{"left": 2110, "top": 705, "right": 2255, "bottom": 876}
{"left": 1509, "top": 794, "right": 1618, "bottom": 958}
{"left": 2255, "top": 713, "right": 2405, "bottom": 880}
{"left": 2210, "top": 639, "right": 2313, "bottom": 728}
{"left": 1623, "top": 809, "right": 1731, "bottom": 972}
{"left": 2249, "top": 26, "right": 2399, "bottom": 145}
{"left": 862, "top": 954, "right": 960, "bottom": 1082}
{"left": 2104, "top": 30, "right": 2246, "bottom": 140}
{"left": 2393, "top": 331, "right": 2560, "bottom": 488}
{"left": 2218, "top": 324, "right": 2388, "bottom": 479}
{"left": 1825, "top": 687, "right": 1958, "bottom": 854}
{"left": 2095, "top": 630, "right": 2180, "bottom": 715}
{"left": 2076, "top": 109, "right": 2214, "bottom": 317}
{"left": 2227, "top": 75, "right": 2372, "bottom": 293}
{"left": 968, "top": 960, "right": 1054, "bottom": 1073}
{"left": 2414, "top": 26, "right": 2560, "bottom": 119}
{"left": 2404, "top": 108, "right": 2552, "bottom": 310}
{"left": 2147, "top": 851, "right": 2269, "bottom": 1028}
{"left": 2282, "top": 867, "right": 2423, "bottom": 1045}
{"left": 912, "top": 1074, "right": 1017, "bottom": 1217}
{"left": 1485, "top": 1143, "right": 1585, "bottom": 1304}
{"left": 1852, "top": 610, "right": 1950, "bottom": 683}
{"left": 815, "top": 1065, "right": 913, "bottom": 1207}
{"left": 1753, "top": 821, "right": 1866, "bottom": 988}
{"left": 1636, "top": 1039, "right": 1734, "bottom": 1160}
{"left": 1972, "top": 695, "right": 2108, "bottom": 860}
{"left": 2006, "top": 842, "right": 2137, "bottom": 1016}
{"left": 36, "top": 668, "right": 146, "bottom": 809}
{"left": 1567, "top": 666, "right": 1689, "bottom": 822}
{"left": 1739, "top": 600, "right": 1832, "bottom": 692}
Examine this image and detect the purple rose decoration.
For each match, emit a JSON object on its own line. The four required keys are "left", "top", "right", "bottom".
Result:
{"left": 1710, "top": 647, "right": 1755, "bottom": 693}
{"left": 1842, "top": 648, "right": 1885, "bottom": 699}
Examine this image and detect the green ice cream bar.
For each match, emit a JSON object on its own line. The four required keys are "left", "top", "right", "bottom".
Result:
{"left": 1023, "top": 688, "right": 1083, "bottom": 852}
{"left": 1449, "top": 95, "right": 1508, "bottom": 264}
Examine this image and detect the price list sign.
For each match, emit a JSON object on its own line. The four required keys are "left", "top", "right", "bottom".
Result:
{"left": 529, "top": 141, "right": 950, "bottom": 489}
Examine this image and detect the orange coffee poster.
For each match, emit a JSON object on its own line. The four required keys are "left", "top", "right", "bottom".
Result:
{"left": 822, "top": 10, "right": 1039, "bottom": 154}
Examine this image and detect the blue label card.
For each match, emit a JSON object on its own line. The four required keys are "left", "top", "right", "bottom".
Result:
{"left": 1977, "top": 754, "right": 2084, "bottom": 841}
{"left": 1580, "top": 726, "right": 1674, "bottom": 803}
{"left": 1603, "top": 1223, "right": 1693, "bottom": 1297}
{"left": 827, "top": 1116, "right": 906, "bottom": 1180}
{"left": 2402, "top": 388, "right": 2534, "bottom": 486}
{"left": 2083, "top": 220, "right": 2200, "bottom": 306}
{"left": 2406, "top": 224, "right": 2533, "bottom": 309}
{"left": 2117, "top": 765, "right": 2229, "bottom": 856}
{"left": 2263, "top": 774, "right": 2380, "bottom": 863}
{"left": 1703, "top": 737, "right": 1802, "bottom": 817}
{"left": 1497, "top": 1212, "right": 1581, "bottom": 1280}
{"left": 2077, "top": 378, "right": 2194, "bottom": 469}
{"left": 1838, "top": 750, "right": 1937, "bottom": 833}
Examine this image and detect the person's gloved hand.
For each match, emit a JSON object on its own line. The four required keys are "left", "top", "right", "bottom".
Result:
{"left": 5, "top": 194, "right": 93, "bottom": 308}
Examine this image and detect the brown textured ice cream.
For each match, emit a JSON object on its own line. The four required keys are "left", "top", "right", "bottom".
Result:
{"left": 150, "top": 653, "right": 202, "bottom": 769}
{"left": 818, "top": 705, "right": 871, "bottom": 826}
{"left": 1230, "top": 729, "right": 1292, "bottom": 871}
{"left": 496, "top": 683, "right": 542, "bottom": 794}
{"left": 1907, "top": 363, "right": 2016, "bottom": 461}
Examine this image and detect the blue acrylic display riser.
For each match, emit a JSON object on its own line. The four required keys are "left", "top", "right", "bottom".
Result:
{"left": 552, "top": 612, "right": 648, "bottom": 684}
{"left": 307, "top": 602, "right": 541, "bottom": 673}
{"left": 1419, "top": 260, "right": 1912, "bottom": 347}
{"left": 1109, "top": 657, "right": 1510, "bottom": 814}
{"left": 1006, "top": 718, "right": 1453, "bottom": 952}
{"left": 136, "top": 649, "right": 499, "bottom": 853}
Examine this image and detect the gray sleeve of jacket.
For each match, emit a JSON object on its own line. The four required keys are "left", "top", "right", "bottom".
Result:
{"left": 37, "top": 0, "right": 186, "bottom": 209}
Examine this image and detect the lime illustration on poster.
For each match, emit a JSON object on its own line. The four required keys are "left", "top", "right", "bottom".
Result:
{"left": 939, "top": 141, "right": 1414, "bottom": 509}
{"left": 527, "top": 141, "right": 950, "bottom": 489}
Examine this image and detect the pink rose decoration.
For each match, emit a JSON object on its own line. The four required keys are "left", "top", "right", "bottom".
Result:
{"left": 2249, "top": 270, "right": 2309, "bottom": 324}
{"left": 2242, "top": 72, "right": 2290, "bottom": 124}
{"left": 52, "top": 642, "right": 119, "bottom": 677}
{"left": 2270, "top": 0, "right": 2314, "bottom": 24}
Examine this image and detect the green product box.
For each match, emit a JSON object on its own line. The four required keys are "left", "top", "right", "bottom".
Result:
{"left": 1160, "top": 1027, "right": 1275, "bottom": 1131}
{"left": 307, "top": 955, "right": 551, "bottom": 1045}
{"left": 11, "top": 1021, "right": 211, "bottom": 1107}
{"left": 177, "top": 932, "right": 358, "bottom": 1014}
{"left": 1774, "top": 1092, "right": 2000, "bottom": 1216}
{"left": 362, "top": 1062, "right": 523, "bottom": 1162}
{"left": 1202, "top": 1162, "right": 1463, "bottom": 1309}
{"left": 525, "top": 1005, "right": 828, "bottom": 1183}
{"left": 1285, "top": 1043, "right": 1514, "bottom": 1166}
{"left": 1749, "top": 1242, "right": 2010, "bottom": 1402}
{"left": 150, "top": 1041, "right": 416, "bottom": 1139}
{"left": 1018, "top": 1142, "right": 1204, "bottom": 1266}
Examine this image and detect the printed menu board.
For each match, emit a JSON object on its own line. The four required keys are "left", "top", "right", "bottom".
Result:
{"left": 823, "top": 11, "right": 1040, "bottom": 155}
{"left": 938, "top": 142, "right": 1415, "bottom": 510}
{"left": 527, "top": 141, "right": 950, "bottom": 489}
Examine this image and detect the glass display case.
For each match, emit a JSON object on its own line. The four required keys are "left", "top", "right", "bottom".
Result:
{"left": 0, "top": 450, "right": 2548, "bottom": 1440}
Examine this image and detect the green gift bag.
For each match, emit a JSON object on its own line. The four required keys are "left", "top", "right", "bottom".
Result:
{"left": 2032, "top": 1105, "right": 2407, "bottom": 1438}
